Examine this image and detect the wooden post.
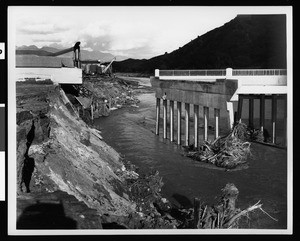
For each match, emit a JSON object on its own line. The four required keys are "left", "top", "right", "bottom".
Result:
{"left": 214, "top": 108, "right": 220, "bottom": 139}
{"left": 155, "top": 98, "right": 160, "bottom": 135}
{"left": 91, "top": 104, "right": 94, "bottom": 121}
{"left": 249, "top": 97, "right": 254, "bottom": 129}
{"left": 272, "top": 94, "right": 277, "bottom": 144}
{"left": 204, "top": 106, "right": 209, "bottom": 141}
{"left": 193, "top": 198, "right": 201, "bottom": 228}
{"left": 170, "top": 100, "right": 174, "bottom": 142}
{"left": 194, "top": 105, "right": 199, "bottom": 148}
{"left": 260, "top": 94, "right": 265, "bottom": 132}
{"left": 185, "top": 103, "right": 190, "bottom": 146}
{"left": 237, "top": 95, "right": 244, "bottom": 123}
{"left": 177, "top": 102, "right": 181, "bottom": 145}
{"left": 163, "top": 99, "right": 167, "bottom": 139}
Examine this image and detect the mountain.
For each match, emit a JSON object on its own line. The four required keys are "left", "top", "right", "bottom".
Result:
{"left": 113, "top": 14, "right": 287, "bottom": 74}
{"left": 16, "top": 45, "right": 127, "bottom": 62}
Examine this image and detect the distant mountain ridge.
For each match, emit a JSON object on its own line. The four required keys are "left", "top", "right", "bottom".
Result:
{"left": 113, "top": 14, "right": 287, "bottom": 74}
{"left": 16, "top": 45, "right": 128, "bottom": 62}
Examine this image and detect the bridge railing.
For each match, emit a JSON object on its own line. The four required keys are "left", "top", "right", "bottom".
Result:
{"left": 159, "top": 69, "right": 226, "bottom": 76}
{"left": 156, "top": 68, "right": 287, "bottom": 78}
{"left": 232, "top": 69, "right": 287, "bottom": 76}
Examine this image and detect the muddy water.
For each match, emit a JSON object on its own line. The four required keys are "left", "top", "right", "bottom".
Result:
{"left": 94, "top": 83, "right": 287, "bottom": 229}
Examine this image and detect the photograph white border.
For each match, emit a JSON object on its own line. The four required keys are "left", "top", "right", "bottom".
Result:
{"left": 7, "top": 5, "right": 293, "bottom": 235}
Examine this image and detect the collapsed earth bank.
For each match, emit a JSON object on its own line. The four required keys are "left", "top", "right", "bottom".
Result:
{"left": 16, "top": 80, "right": 177, "bottom": 229}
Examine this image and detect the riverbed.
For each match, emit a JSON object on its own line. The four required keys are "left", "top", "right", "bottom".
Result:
{"left": 94, "top": 78, "right": 288, "bottom": 229}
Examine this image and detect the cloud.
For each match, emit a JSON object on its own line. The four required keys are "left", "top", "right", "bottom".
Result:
{"left": 33, "top": 38, "right": 62, "bottom": 43}
{"left": 13, "top": 6, "right": 240, "bottom": 59}
{"left": 80, "top": 21, "right": 110, "bottom": 38}
{"left": 18, "top": 23, "right": 69, "bottom": 35}
{"left": 82, "top": 47, "right": 93, "bottom": 51}
{"left": 74, "top": 20, "right": 157, "bottom": 58}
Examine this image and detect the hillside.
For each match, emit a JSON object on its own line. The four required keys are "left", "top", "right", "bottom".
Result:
{"left": 113, "top": 14, "right": 287, "bottom": 74}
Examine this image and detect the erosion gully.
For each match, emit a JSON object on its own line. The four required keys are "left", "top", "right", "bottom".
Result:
{"left": 94, "top": 77, "right": 287, "bottom": 229}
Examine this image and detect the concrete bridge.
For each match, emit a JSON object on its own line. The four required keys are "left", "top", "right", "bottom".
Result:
{"left": 150, "top": 68, "right": 287, "bottom": 147}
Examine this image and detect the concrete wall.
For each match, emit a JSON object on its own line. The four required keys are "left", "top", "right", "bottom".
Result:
{"left": 15, "top": 67, "right": 82, "bottom": 84}
{"left": 236, "top": 75, "right": 287, "bottom": 87}
{"left": 150, "top": 77, "right": 238, "bottom": 110}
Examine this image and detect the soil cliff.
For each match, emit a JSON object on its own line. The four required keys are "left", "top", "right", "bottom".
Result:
{"left": 16, "top": 82, "right": 177, "bottom": 229}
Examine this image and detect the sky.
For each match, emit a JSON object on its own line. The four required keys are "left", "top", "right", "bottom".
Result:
{"left": 9, "top": 6, "right": 289, "bottom": 60}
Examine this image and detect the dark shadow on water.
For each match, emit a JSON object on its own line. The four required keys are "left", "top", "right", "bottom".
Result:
{"left": 17, "top": 201, "right": 77, "bottom": 229}
{"left": 172, "top": 193, "right": 193, "bottom": 208}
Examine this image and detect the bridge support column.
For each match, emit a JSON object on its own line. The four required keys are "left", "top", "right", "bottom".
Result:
{"left": 226, "top": 102, "right": 234, "bottom": 130}
{"left": 163, "top": 99, "right": 167, "bottom": 139}
{"left": 284, "top": 95, "right": 287, "bottom": 147}
{"left": 155, "top": 98, "right": 160, "bottom": 135}
{"left": 272, "top": 94, "right": 277, "bottom": 144}
{"left": 203, "top": 106, "right": 209, "bottom": 141}
{"left": 249, "top": 97, "right": 254, "bottom": 129}
{"left": 260, "top": 95, "right": 265, "bottom": 132}
{"left": 185, "top": 103, "right": 190, "bottom": 146}
{"left": 177, "top": 102, "right": 181, "bottom": 145}
{"left": 170, "top": 100, "right": 174, "bottom": 142}
{"left": 237, "top": 95, "right": 244, "bottom": 123}
{"left": 214, "top": 108, "right": 220, "bottom": 139}
{"left": 194, "top": 105, "right": 199, "bottom": 148}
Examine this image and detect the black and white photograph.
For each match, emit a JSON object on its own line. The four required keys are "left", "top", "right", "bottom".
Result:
{"left": 2, "top": 3, "right": 293, "bottom": 236}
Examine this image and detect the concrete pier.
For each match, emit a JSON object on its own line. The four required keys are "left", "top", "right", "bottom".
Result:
{"left": 151, "top": 73, "right": 238, "bottom": 147}
{"left": 194, "top": 105, "right": 199, "bottom": 148}
{"left": 170, "top": 100, "right": 174, "bottom": 142}
{"left": 214, "top": 108, "right": 220, "bottom": 139}
{"left": 260, "top": 94, "right": 265, "bottom": 132}
{"left": 249, "top": 97, "right": 254, "bottom": 128}
{"left": 185, "top": 103, "right": 190, "bottom": 146}
{"left": 163, "top": 99, "right": 167, "bottom": 139}
{"left": 272, "top": 94, "right": 277, "bottom": 144}
{"left": 203, "top": 106, "right": 209, "bottom": 141}
{"left": 155, "top": 98, "right": 160, "bottom": 135}
{"left": 237, "top": 96, "right": 244, "bottom": 123}
{"left": 177, "top": 102, "right": 182, "bottom": 145}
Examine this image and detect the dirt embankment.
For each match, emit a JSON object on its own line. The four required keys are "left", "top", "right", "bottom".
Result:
{"left": 16, "top": 81, "right": 177, "bottom": 229}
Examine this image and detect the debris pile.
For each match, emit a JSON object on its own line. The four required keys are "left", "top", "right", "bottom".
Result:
{"left": 175, "top": 183, "right": 276, "bottom": 229}
{"left": 184, "top": 122, "right": 251, "bottom": 169}
{"left": 127, "top": 170, "right": 166, "bottom": 214}
{"left": 82, "top": 76, "right": 140, "bottom": 109}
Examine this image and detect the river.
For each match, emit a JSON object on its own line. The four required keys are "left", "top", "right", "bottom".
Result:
{"left": 94, "top": 77, "right": 287, "bottom": 229}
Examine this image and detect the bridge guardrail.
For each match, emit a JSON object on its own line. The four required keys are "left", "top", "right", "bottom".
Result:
{"left": 232, "top": 69, "right": 287, "bottom": 76}
{"left": 157, "top": 68, "right": 287, "bottom": 77}
{"left": 159, "top": 69, "right": 226, "bottom": 76}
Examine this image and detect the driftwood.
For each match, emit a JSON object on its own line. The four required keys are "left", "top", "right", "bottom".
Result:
{"left": 185, "top": 122, "right": 252, "bottom": 169}
{"left": 191, "top": 183, "right": 277, "bottom": 229}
